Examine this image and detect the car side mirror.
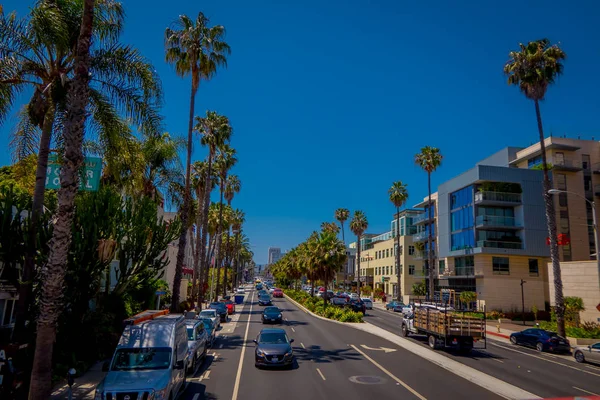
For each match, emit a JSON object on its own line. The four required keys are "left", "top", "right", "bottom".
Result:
{"left": 102, "top": 361, "right": 110, "bottom": 372}
{"left": 253, "top": 339, "right": 257, "bottom": 344}
{"left": 175, "top": 360, "right": 185, "bottom": 370}
{"left": 290, "top": 339, "right": 294, "bottom": 343}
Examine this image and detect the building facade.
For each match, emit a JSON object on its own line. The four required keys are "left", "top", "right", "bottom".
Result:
{"left": 268, "top": 247, "right": 282, "bottom": 264}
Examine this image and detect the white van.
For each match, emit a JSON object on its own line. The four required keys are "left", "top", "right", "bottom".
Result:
{"left": 94, "top": 311, "right": 189, "bottom": 400}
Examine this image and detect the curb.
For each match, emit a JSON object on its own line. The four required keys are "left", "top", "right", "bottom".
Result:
{"left": 487, "top": 330, "right": 510, "bottom": 339}
{"left": 283, "top": 294, "right": 364, "bottom": 327}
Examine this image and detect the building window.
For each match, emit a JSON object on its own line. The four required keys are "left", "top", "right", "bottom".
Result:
{"left": 386, "top": 249, "right": 389, "bottom": 258}
{"left": 409, "top": 265, "right": 415, "bottom": 275}
{"left": 408, "top": 246, "right": 415, "bottom": 255}
{"left": 528, "top": 259, "right": 539, "bottom": 277}
{"left": 375, "top": 252, "right": 378, "bottom": 260}
{"left": 584, "top": 175, "right": 592, "bottom": 192}
{"left": 387, "top": 266, "right": 390, "bottom": 275}
{"left": 492, "top": 257, "right": 510, "bottom": 275}
{"left": 439, "top": 260, "right": 446, "bottom": 274}
{"left": 556, "top": 173, "right": 567, "bottom": 190}
{"left": 583, "top": 154, "right": 591, "bottom": 170}
{"left": 528, "top": 155, "right": 542, "bottom": 168}
{"left": 455, "top": 256, "right": 474, "bottom": 276}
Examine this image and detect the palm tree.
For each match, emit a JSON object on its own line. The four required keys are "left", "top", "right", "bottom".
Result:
{"left": 223, "top": 174, "right": 241, "bottom": 291}
{"left": 504, "top": 39, "right": 567, "bottom": 337}
{"left": 195, "top": 111, "right": 232, "bottom": 305}
{"left": 321, "top": 221, "right": 340, "bottom": 234}
{"left": 164, "top": 12, "right": 230, "bottom": 310}
{"left": 350, "top": 210, "right": 368, "bottom": 294}
{"left": 415, "top": 146, "right": 442, "bottom": 300}
{"left": 29, "top": 1, "right": 96, "bottom": 398}
{"left": 334, "top": 208, "right": 350, "bottom": 244}
{"left": 231, "top": 208, "right": 245, "bottom": 288}
{"left": 388, "top": 181, "right": 408, "bottom": 302}
{"left": 1, "top": 0, "right": 162, "bottom": 336}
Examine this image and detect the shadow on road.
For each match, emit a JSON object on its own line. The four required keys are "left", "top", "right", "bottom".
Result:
{"left": 293, "top": 345, "right": 362, "bottom": 364}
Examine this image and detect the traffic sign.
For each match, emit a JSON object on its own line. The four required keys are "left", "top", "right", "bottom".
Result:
{"left": 155, "top": 291, "right": 167, "bottom": 296}
{"left": 45, "top": 155, "right": 102, "bottom": 191}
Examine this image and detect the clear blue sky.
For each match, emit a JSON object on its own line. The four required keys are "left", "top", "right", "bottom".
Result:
{"left": 2, "top": 0, "right": 600, "bottom": 264}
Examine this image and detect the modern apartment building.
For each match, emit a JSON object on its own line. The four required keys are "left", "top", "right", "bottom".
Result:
{"left": 268, "top": 247, "right": 282, "bottom": 264}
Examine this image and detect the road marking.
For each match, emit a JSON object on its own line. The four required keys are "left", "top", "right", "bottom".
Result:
{"left": 232, "top": 290, "right": 254, "bottom": 400}
{"left": 491, "top": 358, "right": 504, "bottom": 363}
{"left": 350, "top": 344, "right": 427, "bottom": 400}
{"left": 573, "top": 386, "right": 600, "bottom": 396}
{"left": 219, "top": 344, "right": 224, "bottom": 349}
{"left": 360, "top": 344, "right": 397, "bottom": 353}
{"left": 586, "top": 364, "right": 600, "bottom": 371}
{"left": 316, "top": 368, "right": 326, "bottom": 381}
{"left": 490, "top": 342, "right": 600, "bottom": 378}
{"left": 213, "top": 353, "right": 218, "bottom": 361}
{"left": 301, "top": 342, "right": 305, "bottom": 349}
{"left": 291, "top": 327, "right": 296, "bottom": 332}
{"left": 192, "top": 394, "right": 200, "bottom": 400}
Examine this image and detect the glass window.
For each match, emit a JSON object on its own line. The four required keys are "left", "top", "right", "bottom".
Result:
{"left": 409, "top": 265, "right": 415, "bottom": 275}
{"left": 528, "top": 259, "right": 539, "bottom": 277}
{"left": 556, "top": 174, "right": 567, "bottom": 190}
{"left": 450, "top": 186, "right": 474, "bottom": 210}
{"left": 408, "top": 246, "right": 415, "bottom": 255}
{"left": 439, "top": 260, "right": 446, "bottom": 274}
{"left": 451, "top": 229, "right": 475, "bottom": 250}
{"left": 584, "top": 176, "right": 592, "bottom": 191}
{"left": 386, "top": 249, "right": 389, "bottom": 258}
{"left": 528, "top": 155, "right": 542, "bottom": 168}
{"left": 582, "top": 154, "right": 591, "bottom": 170}
{"left": 492, "top": 257, "right": 510, "bottom": 275}
{"left": 111, "top": 348, "right": 172, "bottom": 371}
{"left": 386, "top": 266, "right": 390, "bottom": 275}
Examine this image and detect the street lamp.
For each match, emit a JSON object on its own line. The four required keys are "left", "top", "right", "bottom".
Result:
{"left": 548, "top": 189, "right": 600, "bottom": 290}
{"left": 520, "top": 279, "right": 526, "bottom": 326}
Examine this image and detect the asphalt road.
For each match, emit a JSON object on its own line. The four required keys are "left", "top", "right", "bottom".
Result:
{"left": 182, "top": 290, "right": 502, "bottom": 400}
{"left": 364, "top": 306, "right": 600, "bottom": 399}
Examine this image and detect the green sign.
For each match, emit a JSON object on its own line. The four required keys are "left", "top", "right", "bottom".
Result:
{"left": 45, "top": 155, "right": 102, "bottom": 191}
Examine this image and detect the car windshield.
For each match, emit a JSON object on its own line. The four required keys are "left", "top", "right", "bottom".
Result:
{"left": 209, "top": 303, "right": 225, "bottom": 309}
{"left": 111, "top": 347, "right": 171, "bottom": 371}
{"left": 259, "top": 332, "right": 288, "bottom": 344}
{"left": 264, "top": 307, "right": 279, "bottom": 313}
{"left": 260, "top": 295, "right": 270, "bottom": 300}
{"left": 200, "top": 310, "right": 216, "bottom": 317}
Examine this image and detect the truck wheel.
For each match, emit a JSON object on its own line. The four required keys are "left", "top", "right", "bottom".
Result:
{"left": 428, "top": 335, "right": 438, "bottom": 349}
{"left": 401, "top": 324, "right": 409, "bottom": 337}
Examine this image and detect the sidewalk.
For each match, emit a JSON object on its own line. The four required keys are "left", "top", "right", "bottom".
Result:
{"left": 50, "top": 361, "right": 106, "bottom": 400}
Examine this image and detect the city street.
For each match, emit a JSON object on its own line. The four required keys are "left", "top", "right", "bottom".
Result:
{"left": 182, "top": 290, "right": 502, "bottom": 400}
{"left": 364, "top": 307, "right": 600, "bottom": 399}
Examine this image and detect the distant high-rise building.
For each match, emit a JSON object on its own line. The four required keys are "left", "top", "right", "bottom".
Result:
{"left": 268, "top": 247, "right": 282, "bottom": 264}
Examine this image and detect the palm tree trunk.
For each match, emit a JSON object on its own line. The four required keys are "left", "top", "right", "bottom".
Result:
{"left": 29, "top": 2, "right": 95, "bottom": 398}
{"left": 224, "top": 228, "right": 231, "bottom": 295}
{"left": 535, "top": 98, "right": 565, "bottom": 337}
{"left": 427, "top": 171, "right": 434, "bottom": 301}
{"left": 396, "top": 206, "right": 402, "bottom": 302}
{"left": 171, "top": 77, "right": 197, "bottom": 311}
{"left": 341, "top": 221, "right": 345, "bottom": 244}
{"left": 356, "top": 234, "right": 361, "bottom": 294}
{"left": 192, "top": 186, "right": 204, "bottom": 308}
{"left": 214, "top": 181, "right": 225, "bottom": 300}
{"left": 13, "top": 103, "right": 55, "bottom": 340}
{"left": 198, "top": 154, "right": 213, "bottom": 306}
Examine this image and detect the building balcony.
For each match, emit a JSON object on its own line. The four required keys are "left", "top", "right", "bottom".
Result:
{"left": 454, "top": 267, "right": 475, "bottom": 276}
{"left": 553, "top": 159, "right": 583, "bottom": 172}
{"left": 412, "top": 231, "right": 429, "bottom": 242}
{"left": 474, "top": 191, "right": 522, "bottom": 205}
{"left": 413, "top": 212, "right": 434, "bottom": 225}
{"left": 475, "top": 215, "right": 523, "bottom": 230}
{"left": 413, "top": 250, "right": 435, "bottom": 260}
{"left": 476, "top": 240, "right": 523, "bottom": 250}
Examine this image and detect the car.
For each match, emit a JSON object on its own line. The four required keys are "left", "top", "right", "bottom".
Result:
{"left": 199, "top": 309, "right": 220, "bottom": 330}
{"left": 349, "top": 293, "right": 359, "bottom": 300}
{"left": 256, "top": 284, "right": 263, "bottom": 290}
{"left": 200, "top": 318, "right": 217, "bottom": 347}
{"left": 258, "top": 294, "right": 272, "bottom": 306}
{"left": 361, "top": 298, "right": 373, "bottom": 310}
{"left": 185, "top": 319, "right": 208, "bottom": 373}
{"left": 386, "top": 301, "right": 406, "bottom": 312}
{"left": 258, "top": 289, "right": 268, "bottom": 297}
{"left": 220, "top": 299, "right": 236, "bottom": 314}
{"left": 236, "top": 287, "right": 245, "bottom": 294}
{"left": 208, "top": 302, "right": 228, "bottom": 322}
{"left": 273, "top": 288, "right": 284, "bottom": 298}
{"left": 509, "top": 328, "right": 571, "bottom": 353}
{"left": 345, "top": 298, "right": 366, "bottom": 314}
{"left": 254, "top": 328, "right": 294, "bottom": 368}
{"left": 330, "top": 294, "right": 349, "bottom": 306}
{"left": 262, "top": 306, "right": 283, "bottom": 324}
{"left": 573, "top": 342, "right": 600, "bottom": 364}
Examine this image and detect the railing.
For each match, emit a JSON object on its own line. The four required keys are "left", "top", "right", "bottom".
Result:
{"left": 475, "top": 215, "right": 520, "bottom": 228}
{"left": 475, "top": 191, "right": 522, "bottom": 203}
{"left": 476, "top": 240, "right": 523, "bottom": 249}
{"left": 412, "top": 231, "right": 429, "bottom": 242}
{"left": 413, "top": 250, "right": 435, "bottom": 260}
{"left": 455, "top": 267, "right": 475, "bottom": 276}
{"left": 413, "top": 212, "right": 434, "bottom": 224}
{"left": 553, "top": 159, "right": 582, "bottom": 169}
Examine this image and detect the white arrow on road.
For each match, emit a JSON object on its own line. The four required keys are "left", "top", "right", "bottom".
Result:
{"left": 360, "top": 344, "right": 397, "bottom": 353}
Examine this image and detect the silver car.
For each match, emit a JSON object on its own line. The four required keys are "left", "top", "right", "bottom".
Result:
{"left": 185, "top": 320, "right": 208, "bottom": 373}
{"left": 361, "top": 298, "right": 373, "bottom": 310}
{"left": 199, "top": 309, "right": 220, "bottom": 330}
{"left": 573, "top": 342, "right": 600, "bottom": 364}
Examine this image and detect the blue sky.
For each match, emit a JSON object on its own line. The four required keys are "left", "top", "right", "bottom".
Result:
{"left": 2, "top": 0, "right": 600, "bottom": 264}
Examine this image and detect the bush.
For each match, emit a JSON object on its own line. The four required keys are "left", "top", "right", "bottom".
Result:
{"left": 538, "top": 320, "right": 600, "bottom": 339}
{"left": 487, "top": 310, "right": 506, "bottom": 320}
{"left": 285, "top": 289, "right": 364, "bottom": 323}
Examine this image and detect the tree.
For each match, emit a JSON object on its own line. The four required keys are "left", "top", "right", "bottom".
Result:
{"left": 412, "top": 281, "right": 426, "bottom": 298}
{"left": 1, "top": 0, "right": 162, "bottom": 338}
{"left": 350, "top": 210, "right": 368, "bottom": 293}
{"left": 164, "top": 12, "right": 230, "bottom": 310}
{"left": 29, "top": 1, "right": 96, "bottom": 398}
{"left": 321, "top": 221, "right": 340, "bottom": 234}
{"left": 223, "top": 174, "right": 240, "bottom": 291}
{"left": 459, "top": 291, "right": 477, "bottom": 310}
{"left": 415, "top": 146, "right": 442, "bottom": 300}
{"left": 388, "top": 181, "right": 408, "bottom": 302}
{"left": 334, "top": 208, "right": 349, "bottom": 244}
{"left": 306, "top": 230, "right": 347, "bottom": 306}
{"left": 230, "top": 208, "right": 245, "bottom": 288}
{"left": 504, "top": 38, "right": 567, "bottom": 337}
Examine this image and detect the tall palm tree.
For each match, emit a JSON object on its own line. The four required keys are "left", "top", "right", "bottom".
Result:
{"left": 415, "top": 146, "right": 442, "bottom": 300}
{"left": 195, "top": 111, "right": 232, "bottom": 305}
{"left": 164, "top": 12, "right": 230, "bottom": 310}
{"left": 1, "top": 0, "right": 162, "bottom": 336}
{"left": 306, "top": 230, "right": 347, "bottom": 305}
{"left": 334, "top": 208, "right": 350, "bottom": 244}
{"left": 231, "top": 208, "right": 245, "bottom": 288}
{"left": 321, "top": 221, "right": 340, "bottom": 234}
{"left": 350, "top": 210, "right": 368, "bottom": 294}
{"left": 29, "top": 1, "right": 96, "bottom": 398}
{"left": 504, "top": 39, "right": 567, "bottom": 337}
{"left": 223, "top": 174, "right": 240, "bottom": 292}
{"left": 389, "top": 181, "right": 408, "bottom": 302}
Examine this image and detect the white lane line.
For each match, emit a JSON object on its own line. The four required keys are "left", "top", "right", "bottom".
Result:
{"left": 203, "top": 370, "right": 211, "bottom": 380}
{"left": 232, "top": 290, "right": 255, "bottom": 400}
{"left": 350, "top": 344, "right": 427, "bottom": 400}
{"left": 490, "top": 342, "right": 600, "bottom": 378}
{"left": 586, "top": 364, "right": 600, "bottom": 371}
{"left": 192, "top": 394, "right": 200, "bottom": 400}
{"left": 491, "top": 358, "right": 504, "bottom": 363}
{"left": 291, "top": 327, "right": 296, "bottom": 332}
{"left": 573, "top": 386, "right": 600, "bottom": 396}
{"left": 316, "top": 368, "right": 326, "bottom": 381}
{"left": 213, "top": 353, "right": 218, "bottom": 361}
{"left": 301, "top": 342, "right": 306, "bottom": 349}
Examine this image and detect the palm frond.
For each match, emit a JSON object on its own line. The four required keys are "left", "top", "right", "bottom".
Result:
{"left": 10, "top": 106, "right": 41, "bottom": 162}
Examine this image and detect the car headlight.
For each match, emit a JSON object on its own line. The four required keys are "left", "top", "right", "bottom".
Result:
{"left": 278, "top": 314, "right": 282, "bottom": 318}
{"left": 285, "top": 350, "right": 293, "bottom": 357}
{"left": 256, "top": 349, "right": 265, "bottom": 356}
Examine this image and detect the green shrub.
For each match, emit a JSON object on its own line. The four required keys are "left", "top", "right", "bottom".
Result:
{"left": 538, "top": 321, "right": 600, "bottom": 339}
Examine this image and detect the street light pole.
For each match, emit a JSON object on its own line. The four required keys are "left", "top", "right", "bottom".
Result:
{"left": 548, "top": 189, "right": 600, "bottom": 290}
{"left": 520, "top": 279, "right": 526, "bottom": 326}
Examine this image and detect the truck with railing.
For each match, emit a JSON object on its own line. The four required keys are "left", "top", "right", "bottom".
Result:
{"left": 400, "top": 303, "right": 486, "bottom": 352}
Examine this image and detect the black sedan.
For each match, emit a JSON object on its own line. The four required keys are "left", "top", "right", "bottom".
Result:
{"left": 208, "top": 302, "right": 228, "bottom": 322}
{"left": 258, "top": 294, "right": 272, "bottom": 306}
{"left": 254, "top": 328, "right": 294, "bottom": 368}
{"left": 344, "top": 298, "right": 366, "bottom": 314}
{"left": 510, "top": 328, "right": 571, "bottom": 353}
{"left": 262, "top": 306, "right": 283, "bottom": 324}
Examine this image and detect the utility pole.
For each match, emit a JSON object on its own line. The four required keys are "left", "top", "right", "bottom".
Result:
{"left": 520, "top": 279, "right": 527, "bottom": 326}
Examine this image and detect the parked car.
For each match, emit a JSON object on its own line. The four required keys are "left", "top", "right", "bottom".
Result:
{"left": 200, "top": 318, "right": 216, "bottom": 347}
{"left": 509, "top": 328, "right": 571, "bottom": 353}
{"left": 349, "top": 293, "right": 359, "bottom": 300}
{"left": 361, "top": 298, "right": 373, "bottom": 310}
{"left": 208, "top": 302, "right": 228, "bottom": 322}
{"left": 262, "top": 306, "right": 283, "bottom": 324}
{"left": 236, "top": 287, "right": 245, "bottom": 294}
{"left": 185, "top": 319, "right": 208, "bottom": 373}
{"left": 199, "top": 309, "right": 220, "bottom": 330}
{"left": 386, "top": 301, "right": 406, "bottom": 312}
{"left": 273, "top": 288, "right": 284, "bottom": 298}
{"left": 220, "top": 299, "right": 236, "bottom": 314}
{"left": 258, "top": 294, "right": 272, "bottom": 306}
{"left": 330, "top": 294, "right": 349, "bottom": 306}
{"left": 573, "top": 342, "right": 600, "bottom": 364}
{"left": 345, "top": 298, "right": 366, "bottom": 314}
{"left": 254, "top": 328, "right": 294, "bottom": 368}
